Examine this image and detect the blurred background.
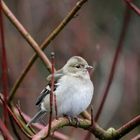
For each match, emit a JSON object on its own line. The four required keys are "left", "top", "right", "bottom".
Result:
{"left": 1, "top": 0, "right": 140, "bottom": 139}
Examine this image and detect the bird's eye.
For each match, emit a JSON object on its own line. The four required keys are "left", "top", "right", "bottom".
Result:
{"left": 76, "top": 65, "right": 80, "bottom": 68}
{"left": 75, "top": 64, "right": 81, "bottom": 68}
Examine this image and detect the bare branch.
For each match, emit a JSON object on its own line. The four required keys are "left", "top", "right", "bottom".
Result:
{"left": 33, "top": 115, "right": 140, "bottom": 140}
{"left": 8, "top": 98, "right": 70, "bottom": 140}
{"left": 1, "top": 0, "right": 88, "bottom": 102}
{"left": 81, "top": 110, "right": 91, "bottom": 120}
{"left": 125, "top": 0, "right": 140, "bottom": 16}
{"left": 48, "top": 52, "right": 55, "bottom": 136}
{"left": 131, "top": 134, "right": 140, "bottom": 140}
{"left": 95, "top": 6, "right": 131, "bottom": 121}
{"left": 0, "top": 0, "right": 8, "bottom": 125}
{"left": 116, "top": 115, "right": 140, "bottom": 139}
{"left": 32, "top": 117, "right": 107, "bottom": 140}
{"left": 1, "top": 1, "right": 52, "bottom": 102}
{"left": 0, "top": 119, "right": 14, "bottom": 140}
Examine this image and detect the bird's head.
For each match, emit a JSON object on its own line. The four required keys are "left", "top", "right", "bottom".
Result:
{"left": 63, "top": 56, "right": 93, "bottom": 78}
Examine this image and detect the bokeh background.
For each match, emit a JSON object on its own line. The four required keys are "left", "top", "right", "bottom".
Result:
{"left": 1, "top": 0, "right": 140, "bottom": 139}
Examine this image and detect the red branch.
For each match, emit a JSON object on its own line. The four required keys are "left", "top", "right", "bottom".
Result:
{"left": 131, "top": 134, "right": 140, "bottom": 140}
{"left": 95, "top": 7, "right": 131, "bottom": 121}
{"left": 116, "top": 115, "right": 140, "bottom": 139}
{"left": 0, "top": 96, "right": 32, "bottom": 138}
{"left": 48, "top": 52, "right": 55, "bottom": 136}
{"left": 12, "top": 104, "right": 69, "bottom": 140}
{"left": 0, "top": 0, "right": 8, "bottom": 125}
{"left": 125, "top": 0, "right": 140, "bottom": 16}
{"left": 0, "top": 119, "right": 14, "bottom": 140}
{"left": 54, "top": 94, "right": 58, "bottom": 119}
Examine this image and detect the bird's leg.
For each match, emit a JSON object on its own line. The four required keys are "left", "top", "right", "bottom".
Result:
{"left": 63, "top": 114, "right": 73, "bottom": 124}
{"left": 63, "top": 114, "right": 80, "bottom": 127}
{"left": 73, "top": 116, "right": 80, "bottom": 127}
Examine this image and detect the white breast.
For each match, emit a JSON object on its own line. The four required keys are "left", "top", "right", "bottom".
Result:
{"left": 54, "top": 75, "right": 94, "bottom": 116}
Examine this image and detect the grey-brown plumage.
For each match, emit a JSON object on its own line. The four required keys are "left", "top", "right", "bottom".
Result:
{"left": 26, "top": 56, "right": 94, "bottom": 127}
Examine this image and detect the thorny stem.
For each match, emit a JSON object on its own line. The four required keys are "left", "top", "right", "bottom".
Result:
{"left": 95, "top": 6, "right": 131, "bottom": 122}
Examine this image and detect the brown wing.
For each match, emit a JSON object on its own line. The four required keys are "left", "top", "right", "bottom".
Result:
{"left": 35, "top": 70, "right": 63, "bottom": 106}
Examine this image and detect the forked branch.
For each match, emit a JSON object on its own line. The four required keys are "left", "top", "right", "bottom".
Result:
{"left": 33, "top": 115, "right": 140, "bottom": 140}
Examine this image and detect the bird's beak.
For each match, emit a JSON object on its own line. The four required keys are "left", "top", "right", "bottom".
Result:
{"left": 85, "top": 65, "right": 93, "bottom": 70}
{"left": 85, "top": 65, "right": 93, "bottom": 74}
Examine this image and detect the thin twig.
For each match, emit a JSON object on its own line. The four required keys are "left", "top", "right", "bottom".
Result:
{"left": 1, "top": 1, "right": 52, "bottom": 102}
{"left": 83, "top": 107, "right": 95, "bottom": 140}
{"left": 33, "top": 115, "right": 140, "bottom": 140}
{"left": 90, "top": 106, "right": 94, "bottom": 126}
{"left": 2, "top": 0, "right": 88, "bottom": 102}
{"left": 15, "top": 103, "right": 36, "bottom": 134}
{"left": 0, "top": 95, "right": 33, "bottom": 138}
{"left": 95, "top": 6, "right": 131, "bottom": 122}
{"left": 1, "top": 93, "right": 140, "bottom": 140}
{"left": 125, "top": 0, "right": 140, "bottom": 16}
{"left": 0, "top": 119, "right": 14, "bottom": 140}
{"left": 32, "top": 117, "right": 107, "bottom": 140}
{"left": 9, "top": 117, "right": 22, "bottom": 140}
{"left": 1, "top": 1, "right": 52, "bottom": 70}
{"left": 81, "top": 111, "right": 91, "bottom": 120}
{"left": 131, "top": 134, "right": 140, "bottom": 140}
{"left": 48, "top": 52, "right": 55, "bottom": 136}
{"left": 116, "top": 115, "right": 140, "bottom": 139}
{"left": 54, "top": 94, "right": 58, "bottom": 120}
{"left": 12, "top": 102, "right": 69, "bottom": 140}
{"left": 0, "top": 0, "right": 8, "bottom": 125}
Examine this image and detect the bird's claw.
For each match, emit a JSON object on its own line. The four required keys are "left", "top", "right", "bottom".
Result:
{"left": 73, "top": 117, "right": 80, "bottom": 127}
{"left": 63, "top": 115, "right": 80, "bottom": 127}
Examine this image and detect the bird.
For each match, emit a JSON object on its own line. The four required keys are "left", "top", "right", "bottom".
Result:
{"left": 26, "top": 56, "right": 94, "bottom": 126}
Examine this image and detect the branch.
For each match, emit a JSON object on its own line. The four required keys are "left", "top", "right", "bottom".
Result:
{"left": 95, "top": 6, "right": 131, "bottom": 121}
{"left": 125, "top": 0, "right": 140, "bottom": 16}
{"left": 1, "top": 0, "right": 88, "bottom": 102}
{"left": 0, "top": 119, "right": 14, "bottom": 140}
{"left": 1, "top": 0, "right": 52, "bottom": 71}
{"left": 116, "top": 115, "right": 140, "bottom": 139}
{"left": 0, "top": 0, "right": 8, "bottom": 124}
{"left": 1, "top": 1, "right": 52, "bottom": 102}
{"left": 81, "top": 110, "right": 91, "bottom": 120}
{"left": 1, "top": 92, "right": 139, "bottom": 140}
{"left": 48, "top": 52, "right": 55, "bottom": 135}
{"left": 0, "top": 94, "right": 33, "bottom": 138}
{"left": 131, "top": 134, "right": 140, "bottom": 140}
{"left": 11, "top": 101, "right": 70, "bottom": 140}
{"left": 33, "top": 115, "right": 140, "bottom": 140}
{"left": 32, "top": 118, "right": 107, "bottom": 140}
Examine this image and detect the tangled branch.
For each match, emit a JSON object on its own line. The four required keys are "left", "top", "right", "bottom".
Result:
{"left": 32, "top": 115, "right": 140, "bottom": 140}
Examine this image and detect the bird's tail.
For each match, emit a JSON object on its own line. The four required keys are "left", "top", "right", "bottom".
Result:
{"left": 26, "top": 110, "right": 47, "bottom": 127}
